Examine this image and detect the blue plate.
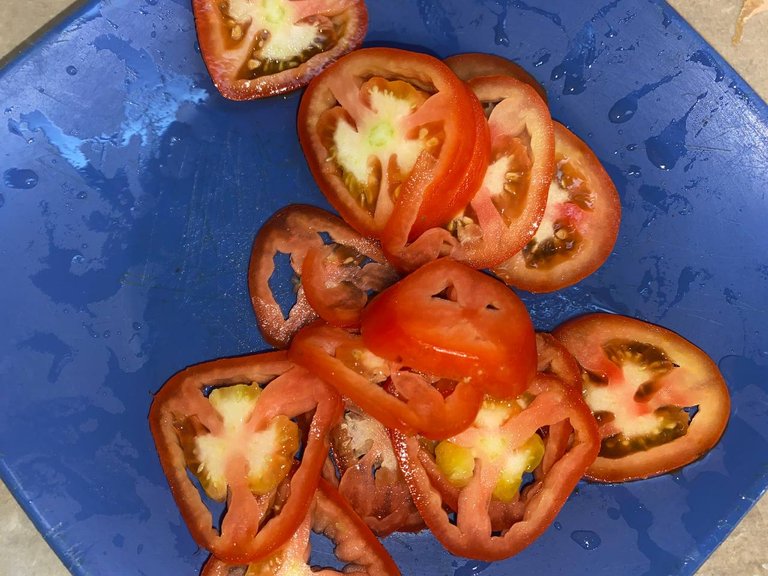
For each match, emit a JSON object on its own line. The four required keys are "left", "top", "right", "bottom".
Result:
{"left": 2, "top": 1, "right": 767, "bottom": 574}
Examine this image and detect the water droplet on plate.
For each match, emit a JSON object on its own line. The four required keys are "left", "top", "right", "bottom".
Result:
{"left": 3, "top": 168, "right": 39, "bottom": 189}
{"left": 71, "top": 254, "right": 85, "bottom": 265}
{"left": 66, "top": 65, "right": 78, "bottom": 76}
{"left": 554, "top": 521, "right": 562, "bottom": 531}
{"left": 77, "top": 190, "right": 88, "bottom": 199}
{"left": 571, "top": 530, "right": 602, "bottom": 550}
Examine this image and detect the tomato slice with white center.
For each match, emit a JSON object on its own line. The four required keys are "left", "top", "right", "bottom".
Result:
{"left": 361, "top": 258, "right": 537, "bottom": 400}
{"left": 201, "top": 478, "right": 401, "bottom": 575}
{"left": 289, "top": 321, "right": 485, "bottom": 439}
{"left": 553, "top": 313, "right": 731, "bottom": 482}
{"left": 381, "top": 75, "right": 554, "bottom": 271}
{"left": 444, "top": 52, "right": 549, "bottom": 104}
{"left": 391, "top": 375, "right": 599, "bottom": 561}
{"left": 492, "top": 122, "right": 621, "bottom": 293}
{"left": 149, "top": 352, "right": 343, "bottom": 563}
{"left": 298, "top": 47, "right": 487, "bottom": 239}
{"left": 192, "top": 0, "right": 368, "bottom": 100}
{"left": 330, "top": 403, "right": 424, "bottom": 536}
{"left": 248, "top": 205, "right": 394, "bottom": 348}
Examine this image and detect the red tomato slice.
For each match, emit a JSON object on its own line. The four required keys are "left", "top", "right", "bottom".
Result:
{"left": 298, "top": 47, "right": 486, "bottom": 239}
{"left": 553, "top": 313, "right": 731, "bottom": 482}
{"left": 382, "top": 75, "right": 554, "bottom": 271}
{"left": 330, "top": 403, "right": 424, "bottom": 536}
{"left": 444, "top": 52, "right": 549, "bottom": 103}
{"left": 192, "top": 0, "right": 368, "bottom": 100}
{"left": 361, "top": 258, "right": 537, "bottom": 399}
{"left": 391, "top": 375, "right": 599, "bottom": 561}
{"left": 248, "top": 204, "right": 393, "bottom": 348}
{"left": 492, "top": 122, "right": 621, "bottom": 293}
{"left": 149, "top": 352, "right": 343, "bottom": 563}
{"left": 289, "top": 321, "right": 485, "bottom": 440}
{"left": 201, "top": 478, "right": 401, "bottom": 575}
{"left": 536, "top": 332, "right": 581, "bottom": 390}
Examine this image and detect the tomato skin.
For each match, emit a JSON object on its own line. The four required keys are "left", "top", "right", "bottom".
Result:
{"left": 391, "top": 375, "right": 599, "bottom": 561}
{"left": 298, "top": 47, "right": 481, "bottom": 239}
{"left": 553, "top": 313, "right": 731, "bottom": 482}
{"left": 201, "top": 478, "right": 401, "bottom": 576}
{"left": 361, "top": 258, "right": 537, "bottom": 399}
{"left": 289, "top": 321, "right": 485, "bottom": 440}
{"left": 192, "top": 0, "right": 368, "bottom": 100}
{"left": 445, "top": 52, "right": 548, "bottom": 103}
{"left": 248, "top": 204, "right": 391, "bottom": 348}
{"left": 492, "top": 122, "right": 621, "bottom": 293}
{"left": 149, "top": 352, "right": 343, "bottom": 563}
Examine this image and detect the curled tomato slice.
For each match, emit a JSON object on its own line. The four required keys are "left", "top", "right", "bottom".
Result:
{"left": 192, "top": 0, "right": 368, "bottom": 100}
{"left": 553, "top": 313, "right": 731, "bottom": 482}
{"left": 298, "top": 47, "right": 487, "bottom": 239}
{"left": 149, "top": 352, "right": 343, "bottom": 563}
{"left": 361, "top": 258, "right": 537, "bottom": 399}
{"left": 330, "top": 403, "right": 424, "bottom": 536}
{"left": 248, "top": 204, "right": 394, "bottom": 348}
{"left": 289, "top": 321, "right": 485, "bottom": 440}
{"left": 492, "top": 122, "right": 621, "bottom": 293}
{"left": 201, "top": 478, "right": 401, "bottom": 576}
{"left": 391, "top": 375, "right": 599, "bottom": 561}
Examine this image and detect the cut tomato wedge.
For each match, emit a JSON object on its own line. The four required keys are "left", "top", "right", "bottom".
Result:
{"left": 492, "top": 122, "right": 621, "bottom": 293}
{"left": 553, "top": 313, "right": 731, "bottom": 482}
{"left": 444, "top": 52, "right": 548, "bottom": 103}
{"left": 391, "top": 375, "right": 599, "bottom": 561}
{"left": 201, "top": 478, "right": 401, "bottom": 575}
{"left": 289, "top": 321, "right": 485, "bottom": 439}
{"left": 361, "top": 258, "right": 537, "bottom": 399}
{"left": 248, "top": 204, "right": 393, "bottom": 348}
{"left": 298, "top": 47, "right": 487, "bottom": 239}
{"left": 330, "top": 402, "right": 424, "bottom": 536}
{"left": 192, "top": 0, "right": 368, "bottom": 100}
{"left": 149, "top": 352, "right": 343, "bottom": 563}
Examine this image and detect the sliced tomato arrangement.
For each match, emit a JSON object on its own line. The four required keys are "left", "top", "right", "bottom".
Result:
{"left": 192, "top": 0, "right": 368, "bottom": 100}
{"left": 492, "top": 122, "right": 621, "bottom": 293}
{"left": 149, "top": 352, "right": 342, "bottom": 563}
{"left": 201, "top": 478, "right": 400, "bottom": 575}
{"left": 331, "top": 403, "right": 424, "bottom": 536}
{"left": 298, "top": 47, "right": 488, "bottom": 239}
{"left": 361, "top": 258, "right": 537, "bottom": 399}
{"left": 391, "top": 375, "right": 599, "bottom": 561}
{"left": 248, "top": 204, "right": 396, "bottom": 348}
{"left": 553, "top": 313, "right": 731, "bottom": 482}
{"left": 444, "top": 52, "right": 549, "bottom": 103}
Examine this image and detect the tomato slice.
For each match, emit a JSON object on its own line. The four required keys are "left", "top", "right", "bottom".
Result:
{"left": 192, "top": 0, "right": 368, "bottom": 100}
{"left": 492, "top": 122, "right": 621, "bottom": 293}
{"left": 330, "top": 402, "right": 424, "bottom": 536}
{"left": 149, "top": 352, "right": 343, "bottom": 563}
{"left": 553, "top": 313, "right": 731, "bottom": 482}
{"left": 298, "top": 47, "right": 485, "bottom": 239}
{"left": 248, "top": 204, "right": 393, "bottom": 348}
{"left": 444, "top": 52, "right": 549, "bottom": 104}
{"left": 391, "top": 375, "right": 599, "bottom": 561}
{"left": 536, "top": 332, "right": 581, "bottom": 390}
{"left": 381, "top": 75, "right": 555, "bottom": 271}
{"left": 201, "top": 478, "right": 401, "bottom": 575}
{"left": 289, "top": 321, "right": 485, "bottom": 439}
{"left": 361, "top": 258, "right": 537, "bottom": 399}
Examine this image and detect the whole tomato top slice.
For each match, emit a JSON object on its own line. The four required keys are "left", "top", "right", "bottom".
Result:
{"left": 201, "top": 478, "right": 400, "bottom": 575}
{"left": 553, "top": 313, "right": 731, "bottom": 482}
{"left": 493, "top": 122, "right": 621, "bottom": 293}
{"left": 391, "top": 375, "right": 599, "bottom": 561}
{"left": 298, "top": 47, "right": 485, "bottom": 239}
{"left": 149, "top": 351, "right": 342, "bottom": 563}
{"left": 361, "top": 258, "right": 537, "bottom": 399}
{"left": 248, "top": 204, "right": 395, "bottom": 348}
{"left": 192, "top": 0, "right": 368, "bottom": 100}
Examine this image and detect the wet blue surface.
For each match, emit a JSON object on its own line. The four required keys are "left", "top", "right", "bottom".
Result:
{"left": 1, "top": 0, "right": 768, "bottom": 575}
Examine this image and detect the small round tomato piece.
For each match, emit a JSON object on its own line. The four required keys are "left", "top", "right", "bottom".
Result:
{"left": 553, "top": 313, "right": 731, "bottom": 482}
{"left": 192, "top": 0, "right": 368, "bottom": 100}
{"left": 444, "top": 52, "right": 548, "bottom": 103}
{"left": 361, "top": 258, "right": 537, "bottom": 399}
{"left": 492, "top": 122, "right": 621, "bottom": 293}
{"left": 298, "top": 47, "right": 487, "bottom": 239}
